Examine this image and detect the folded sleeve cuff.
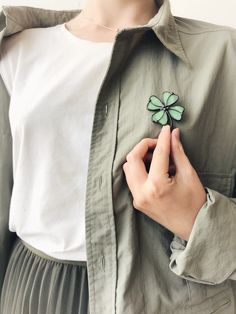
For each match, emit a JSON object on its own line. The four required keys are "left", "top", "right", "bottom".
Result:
{"left": 169, "top": 187, "right": 236, "bottom": 285}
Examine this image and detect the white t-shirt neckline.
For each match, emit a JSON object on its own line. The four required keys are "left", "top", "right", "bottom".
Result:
{"left": 58, "top": 22, "right": 115, "bottom": 46}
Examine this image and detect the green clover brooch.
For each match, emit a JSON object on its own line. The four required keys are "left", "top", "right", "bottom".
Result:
{"left": 147, "top": 91, "right": 185, "bottom": 128}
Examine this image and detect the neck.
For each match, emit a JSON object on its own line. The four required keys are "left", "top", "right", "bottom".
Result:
{"left": 82, "top": 0, "right": 159, "bottom": 29}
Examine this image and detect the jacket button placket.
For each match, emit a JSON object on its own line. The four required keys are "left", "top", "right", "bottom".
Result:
{"left": 85, "top": 76, "right": 121, "bottom": 314}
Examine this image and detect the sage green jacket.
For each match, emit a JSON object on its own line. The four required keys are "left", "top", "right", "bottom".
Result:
{"left": 0, "top": 0, "right": 236, "bottom": 313}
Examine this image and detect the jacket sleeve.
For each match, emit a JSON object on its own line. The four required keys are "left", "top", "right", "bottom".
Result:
{"left": 169, "top": 28, "right": 236, "bottom": 286}
{"left": 169, "top": 185, "right": 236, "bottom": 285}
{"left": 0, "top": 72, "right": 15, "bottom": 295}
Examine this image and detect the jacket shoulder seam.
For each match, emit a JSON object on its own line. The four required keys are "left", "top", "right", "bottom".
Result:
{"left": 2, "top": 5, "right": 81, "bottom": 30}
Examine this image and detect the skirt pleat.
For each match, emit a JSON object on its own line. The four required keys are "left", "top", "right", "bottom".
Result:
{"left": 0, "top": 237, "right": 89, "bottom": 314}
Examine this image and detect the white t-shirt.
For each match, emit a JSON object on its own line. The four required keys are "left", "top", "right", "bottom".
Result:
{"left": 0, "top": 22, "right": 114, "bottom": 261}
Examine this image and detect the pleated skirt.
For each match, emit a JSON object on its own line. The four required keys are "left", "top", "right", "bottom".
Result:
{"left": 0, "top": 236, "right": 89, "bottom": 314}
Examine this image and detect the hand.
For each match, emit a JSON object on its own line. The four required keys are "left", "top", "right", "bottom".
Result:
{"left": 122, "top": 125, "right": 207, "bottom": 241}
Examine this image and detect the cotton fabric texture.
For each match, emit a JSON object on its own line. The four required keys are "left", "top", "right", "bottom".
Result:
{"left": 0, "top": 21, "right": 113, "bottom": 261}
{"left": 0, "top": 236, "right": 89, "bottom": 314}
{"left": 0, "top": 0, "right": 236, "bottom": 313}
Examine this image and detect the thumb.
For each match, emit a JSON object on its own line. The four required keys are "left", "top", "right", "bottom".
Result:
{"left": 171, "top": 128, "right": 193, "bottom": 178}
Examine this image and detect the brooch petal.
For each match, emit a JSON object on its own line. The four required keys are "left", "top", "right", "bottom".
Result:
{"left": 147, "top": 91, "right": 185, "bottom": 128}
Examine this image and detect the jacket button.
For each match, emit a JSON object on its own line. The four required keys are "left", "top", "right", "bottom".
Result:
{"left": 105, "top": 104, "right": 108, "bottom": 116}
{"left": 98, "top": 176, "right": 103, "bottom": 190}
{"left": 101, "top": 254, "right": 105, "bottom": 272}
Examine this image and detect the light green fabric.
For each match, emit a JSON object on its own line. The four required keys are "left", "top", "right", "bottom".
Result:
{"left": 0, "top": 0, "right": 236, "bottom": 313}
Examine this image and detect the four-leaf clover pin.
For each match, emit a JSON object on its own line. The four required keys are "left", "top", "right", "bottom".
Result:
{"left": 147, "top": 91, "right": 185, "bottom": 128}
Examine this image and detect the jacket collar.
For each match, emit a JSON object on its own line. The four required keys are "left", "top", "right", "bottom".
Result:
{"left": 0, "top": 0, "right": 189, "bottom": 65}
{"left": 150, "top": 0, "right": 189, "bottom": 65}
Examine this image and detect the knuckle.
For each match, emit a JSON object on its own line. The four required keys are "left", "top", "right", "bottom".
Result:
{"left": 140, "top": 138, "right": 147, "bottom": 144}
{"left": 126, "top": 151, "right": 139, "bottom": 162}
{"left": 140, "top": 138, "right": 153, "bottom": 148}
{"left": 123, "top": 162, "right": 128, "bottom": 170}
{"left": 167, "top": 176, "right": 175, "bottom": 186}
{"left": 132, "top": 199, "right": 139, "bottom": 209}
{"left": 148, "top": 181, "right": 167, "bottom": 199}
{"left": 148, "top": 182, "right": 160, "bottom": 198}
{"left": 126, "top": 152, "right": 133, "bottom": 162}
{"left": 133, "top": 196, "right": 148, "bottom": 209}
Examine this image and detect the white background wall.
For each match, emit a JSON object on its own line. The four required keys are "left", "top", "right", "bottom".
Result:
{"left": 0, "top": 0, "right": 236, "bottom": 28}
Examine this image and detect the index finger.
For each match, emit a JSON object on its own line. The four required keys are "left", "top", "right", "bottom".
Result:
{"left": 148, "top": 125, "right": 171, "bottom": 182}
{"left": 123, "top": 138, "right": 158, "bottom": 191}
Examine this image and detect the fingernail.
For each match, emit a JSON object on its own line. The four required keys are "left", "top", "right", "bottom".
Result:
{"left": 173, "top": 128, "right": 178, "bottom": 137}
{"left": 158, "top": 125, "right": 170, "bottom": 137}
{"left": 163, "top": 124, "right": 170, "bottom": 131}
